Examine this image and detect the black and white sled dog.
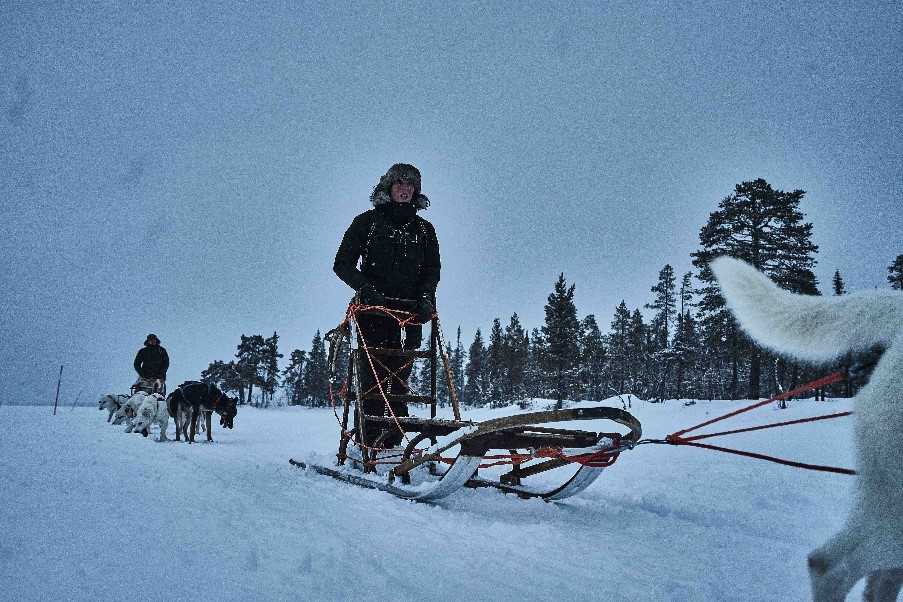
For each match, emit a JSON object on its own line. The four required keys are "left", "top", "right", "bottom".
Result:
{"left": 711, "top": 257, "right": 903, "bottom": 602}
{"left": 166, "top": 381, "right": 237, "bottom": 444}
{"left": 97, "top": 393, "right": 130, "bottom": 423}
{"left": 129, "top": 393, "right": 170, "bottom": 442}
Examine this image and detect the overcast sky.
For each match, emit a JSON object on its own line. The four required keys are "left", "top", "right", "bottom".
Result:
{"left": 1, "top": 2, "right": 900, "bottom": 405}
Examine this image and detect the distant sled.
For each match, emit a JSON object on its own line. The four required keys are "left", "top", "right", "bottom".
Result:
{"left": 291, "top": 298, "right": 641, "bottom": 502}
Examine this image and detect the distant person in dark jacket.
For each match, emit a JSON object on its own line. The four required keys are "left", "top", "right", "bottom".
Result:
{"left": 133, "top": 333, "right": 169, "bottom": 394}
{"left": 333, "top": 163, "right": 441, "bottom": 446}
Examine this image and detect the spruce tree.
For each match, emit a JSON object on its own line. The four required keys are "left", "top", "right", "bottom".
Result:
{"left": 645, "top": 264, "right": 676, "bottom": 351}
{"left": 524, "top": 328, "right": 544, "bottom": 400}
{"left": 502, "top": 313, "right": 528, "bottom": 403}
{"left": 302, "top": 331, "right": 329, "bottom": 406}
{"left": 463, "top": 329, "right": 486, "bottom": 406}
{"left": 281, "top": 349, "right": 307, "bottom": 405}
{"left": 485, "top": 318, "right": 505, "bottom": 406}
{"left": 627, "top": 309, "right": 649, "bottom": 397}
{"left": 606, "top": 302, "right": 632, "bottom": 394}
{"left": 578, "top": 315, "right": 606, "bottom": 401}
{"left": 673, "top": 272, "right": 698, "bottom": 399}
{"left": 888, "top": 255, "right": 903, "bottom": 290}
{"left": 691, "top": 178, "right": 818, "bottom": 399}
{"left": 261, "top": 332, "right": 283, "bottom": 407}
{"left": 236, "top": 334, "right": 267, "bottom": 406}
{"left": 201, "top": 360, "right": 228, "bottom": 390}
{"left": 541, "top": 273, "right": 580, "bottom": 408}
{"left": 452, "top": 327, "right": 465, "bottom": 401}
{"left": 832, "top": 270, "right": 846, "bottom": 296}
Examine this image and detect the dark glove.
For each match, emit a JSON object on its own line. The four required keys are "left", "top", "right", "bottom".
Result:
{"left": 359, "top": 284, "right": 386, "bottom": 306}
{"left": 415, "top": 294, "right": 435, "bottom": 322}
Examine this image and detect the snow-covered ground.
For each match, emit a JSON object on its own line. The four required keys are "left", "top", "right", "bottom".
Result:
{"left": 0, "top": 396, "right": 860, "bottom": 601}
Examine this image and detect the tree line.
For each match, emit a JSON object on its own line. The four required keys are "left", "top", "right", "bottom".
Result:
{"left": 200, "top": 179, "right": 903, "bottom": 408}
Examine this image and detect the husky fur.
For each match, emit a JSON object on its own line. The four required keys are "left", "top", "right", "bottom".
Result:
{"left": 710, "top": 256, "right": 903, "bottom": 601}
{"left": 97, "top": 394, "right": 130, "bottom": 423}
{"left": 129, "top": 393, "right": 168, "bottom": 442}
{"left": 112, "top": 391, "right": 151, "bottom": 431}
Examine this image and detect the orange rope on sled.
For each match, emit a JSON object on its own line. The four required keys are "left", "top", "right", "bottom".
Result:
{"left": 663, "top": 371, "right": 856, "bottom": 475}
{"left": 327, "top": 302, "right": 437, "bottom": 454}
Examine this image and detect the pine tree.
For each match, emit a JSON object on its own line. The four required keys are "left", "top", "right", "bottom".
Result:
{"left": 888, "top": 255, "right": 903, "bottom": 290}
{"left": 261, "top": 332, "right": 283, "bottom": 407}
{"left": 452, "top": 327, "right": 465, "bottom": 402}
{"left": 235, "top": 334, "right": 267, "bottom": 406}
{"left": 502, "top": 313, "right": 528, "bottom": 403}
{"left": 606, "top": 302, "right": 632, "bottom": 394}
{"left": 201, "top": 360, "right": 229, "bottom": 390}
{"left": 524, "top": 328, "right": 544, "bottom": 400}
{"left": 302, "top": 331, "right": 329, "bottom": 406}
{"left": 578, "top": 315, "right": 606, "bottom": 401}
{"left": 542, "top": 273, "right": 580, "bottom": 408}
{"left": 691, "top": 179, "right": 819, "bottom": 399}
{"left": 627, "top": 309, "right": 649, "bottom": 397}
{"left": 673, "top": 309, "right": 699, "bottom": 399}
{"left": 485, "top": 318, "right": 505, "bottom": 406}
{"left": 673, "top": 272, "right": 698, "bottom": 399}
{"left": 645, "top": 264, "right": 676, "bottom": 351}
{"left": 281, "top": 349, "right": 307, "bottom": 405}
{"left": 832, "top": 270, "right": 846, "bottom": 296}
{"left": 463, "top": 329, "right": 486, "bottom": 406}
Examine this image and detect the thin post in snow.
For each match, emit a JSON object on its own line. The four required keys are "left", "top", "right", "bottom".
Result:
{"left": 70, "top": 389, "right": 83, "bottom": 410}
{"left": 53, "top": 365, "right": 63, "bottom": 416}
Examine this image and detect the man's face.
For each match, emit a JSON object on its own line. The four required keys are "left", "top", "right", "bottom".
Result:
{"left": 390, "top": 180, "right": 415, "bottom": 203}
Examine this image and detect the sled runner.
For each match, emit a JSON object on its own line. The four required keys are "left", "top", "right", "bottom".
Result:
{"left": 290, "top": 299, "right": 642, "bottom": 502}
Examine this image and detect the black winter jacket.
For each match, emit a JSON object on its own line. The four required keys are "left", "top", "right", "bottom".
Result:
{"left": 134, "top": 344, "right": 170, "bottom": 379}
{"left": 333, "top": 203, "right": 440, "bottom": 301}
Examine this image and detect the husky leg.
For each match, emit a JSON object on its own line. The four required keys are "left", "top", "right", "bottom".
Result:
{"left": 808, "top": 527, "right": 869, "bottom": 602}
{"left": 189, "top": 408, "right": 198, "bottom": 443}
{"left": 863, "top": 569, "right": 903, "bottom": 602}
{"left": 157, "top": 417, "right": 168, "bottom": 442}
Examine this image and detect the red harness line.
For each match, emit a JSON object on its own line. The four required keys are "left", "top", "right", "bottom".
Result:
{"left": 328, "top": 302, "right": 433, "bottom": 456}
{"left": 665, "top": 371, "right": 855, "bottom": 475}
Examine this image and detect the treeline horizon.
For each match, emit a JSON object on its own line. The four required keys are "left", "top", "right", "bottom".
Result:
{"left": 199, "top": 179, "right": 903, "bottom": 408}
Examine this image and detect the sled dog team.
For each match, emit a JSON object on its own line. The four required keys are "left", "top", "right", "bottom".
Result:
{"left": 97, "top": 381, "right": 237, "bottom": 443}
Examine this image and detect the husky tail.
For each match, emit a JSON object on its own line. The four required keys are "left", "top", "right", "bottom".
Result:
{"left": 710, "top": 257, "right": 903, "bottom": 363}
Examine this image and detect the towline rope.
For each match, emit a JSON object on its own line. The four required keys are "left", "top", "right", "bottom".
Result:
{"left": 661, "top": 371, "right": 855, "bottom": 475}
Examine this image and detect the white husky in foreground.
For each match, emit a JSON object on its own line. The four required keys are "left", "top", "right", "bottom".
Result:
{"left": 711, "top": 257, "right": 903, "bottom": 601}
{"left": 112, "top": 391, "right": 150, "bottom": 431}
{"left": 129, "top": 393, "right": 168, "bottom": 442}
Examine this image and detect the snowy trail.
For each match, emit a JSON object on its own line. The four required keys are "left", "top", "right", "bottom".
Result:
{"left": 0, "top": 398, "right": 858, "bottom": 601}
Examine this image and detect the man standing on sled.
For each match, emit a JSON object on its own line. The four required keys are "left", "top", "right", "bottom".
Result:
{"left": 333, "top": 163, "right": 440, "bottom": 447}
{"left": 133, "top": 333, "right": 169, "bottom": 394}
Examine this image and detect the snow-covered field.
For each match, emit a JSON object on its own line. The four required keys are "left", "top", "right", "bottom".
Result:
{"left": 0, "top": 396, "right": 860, "bottom": 601}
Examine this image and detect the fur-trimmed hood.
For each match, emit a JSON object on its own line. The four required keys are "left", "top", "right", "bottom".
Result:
{"left": 369, "top": 163, "right": 430, "bottom": 210}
